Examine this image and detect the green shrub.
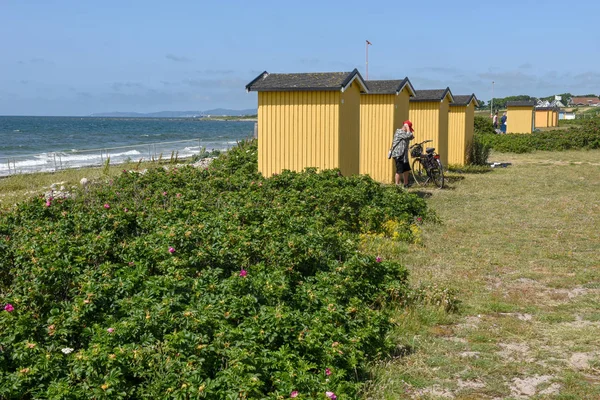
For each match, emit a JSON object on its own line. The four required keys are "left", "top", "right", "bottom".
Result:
{"left": 466, "top": 136, "right": 492, "bottom": 166}
{"left": 476, "top": 116, "right": 600, "bottom": 153}
{"left": 474, "top": 115, "right": 496, "bottom": 135}
{"left": 0, "top": 140, "right": 431, "bottom": 399}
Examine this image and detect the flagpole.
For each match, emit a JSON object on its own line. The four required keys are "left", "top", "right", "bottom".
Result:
{"left": 365, "top": 40, "right": 371, "bottom": 80}
{"left": 366, "top": 41, "right": 369, "bottom": 80}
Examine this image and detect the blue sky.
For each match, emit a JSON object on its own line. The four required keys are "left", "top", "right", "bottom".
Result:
{"left": 1, "top": 0, "right": 599, "bottom": 116}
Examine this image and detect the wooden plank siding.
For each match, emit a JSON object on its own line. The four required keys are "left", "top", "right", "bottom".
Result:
{"left": 448, "top": 104, "right": 474, "bottom": 165}
{"left": 507, "top": 106, "right": 534, "bottom": 134}
{"left": 257, "top": 91, "right": 341, "bottom": 177}
{"left": 409, "top": 101, "right": 450, "bottom": 166}
{"left": 359, "top": 90, "right": 410, "bottom": 184}
{"left": 339, "top": 82, "right": 361, "bottom": 176}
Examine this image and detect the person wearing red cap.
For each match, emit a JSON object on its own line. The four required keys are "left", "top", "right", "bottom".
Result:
{"left": 389, "top": 120, "right": 415, "bottom": 187}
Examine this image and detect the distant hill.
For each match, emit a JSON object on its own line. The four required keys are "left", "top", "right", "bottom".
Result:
{"left": 90, "top": 109, "right": 257, "bottom": 118}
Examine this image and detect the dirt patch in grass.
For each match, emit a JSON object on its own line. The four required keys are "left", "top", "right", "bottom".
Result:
{"left": 510, "top": 375, "right": 560, "bottom": 398}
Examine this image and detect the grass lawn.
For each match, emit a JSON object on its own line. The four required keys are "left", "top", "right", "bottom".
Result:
{"left": 364, "top": 149, "right": 600, "bottom": 399}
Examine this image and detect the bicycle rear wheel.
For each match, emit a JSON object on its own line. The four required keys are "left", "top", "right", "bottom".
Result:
{"left": 411, "top": 159, "right": 427, "bottom": 186}
{"left": 431, "top": 159, "right": 445, "bottom": 188}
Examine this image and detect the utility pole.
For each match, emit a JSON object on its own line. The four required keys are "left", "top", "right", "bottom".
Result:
{"left": 491, "top": 81, "right": 495, "bottom": 116}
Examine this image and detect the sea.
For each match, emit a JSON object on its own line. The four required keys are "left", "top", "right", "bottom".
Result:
{"left": 0, "top": 116, "right": 256, "bottom": 176}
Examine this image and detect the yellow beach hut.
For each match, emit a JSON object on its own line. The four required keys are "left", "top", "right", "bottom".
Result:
{"left": 534, "top": 107, "right": 555, "bottom": 128}
{"left": 360, "top": 78, "right": 416, "bottom": 183}
{"left": 552, "top": 109, "right": 558, "bottom": 127}
{"left": 506, "top": 101, "right": 535, "bottom": 134}
{"left": 448, "top": 94, "right": 478, "bottom": 166}
{"left": 409, "top": 88, "right": 454, "bottom": 166}
{"left": 245, "top": 69, "right": 369, "bottom": 178}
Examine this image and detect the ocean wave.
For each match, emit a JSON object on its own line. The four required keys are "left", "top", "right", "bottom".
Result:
{"left": 0, "top": 138, "right": 239, "bottom": 176}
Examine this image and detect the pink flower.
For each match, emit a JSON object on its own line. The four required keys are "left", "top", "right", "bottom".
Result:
{"left": 290, "top": 391, "right": 299, "bottom": 398}
{"left": 325, "top": 368, "right": 332, "bottom": 376}
{"left": 239, "top": 269, "right": 247, "bottom": 277}
{"left": 45, "top": 200, "right": 51, "bottom": 207}
{"left": 124, "top": 208, "right": 128, "bottom": 212}
{"left": 416, "top": 217, "right": 423, "bottom": 223}
{"left": 107, "top": 328, "right": 114, "bottom": 333}
{"left": 176, "top": 193, "right": 181, "bottom": 198}
{"left": 4, "top": 304, "right": 14, "bottom": 312}
{"left": 168, "top": 247, "right": 175, "bottom": 254}
{"left": 104, "top": 204, "right": 110, "bottom": 209}
{"left": 325, "top": 392, "right": 337, "bottom": 400}
{"left": 163, "top": 191, "right": 167, "bottom": 196}
{"left": 376, "top": 256, "right": 382, "bottom": 263}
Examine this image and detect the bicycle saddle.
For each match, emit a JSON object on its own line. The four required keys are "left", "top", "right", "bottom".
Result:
{"left": 426, "top": 147, "right": 435, "bottom": 154}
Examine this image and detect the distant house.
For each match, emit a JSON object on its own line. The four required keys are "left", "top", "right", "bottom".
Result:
{"left": 246, "top": 69, "right": 368, "bottom": 178}
{"left": 360, "top": 78, "right": 416, "bottom": 183}
{"left": 537, "top": 100, "right": 551, "bottom": 108}
{"left": 569, "top": 96, "right": 600, "bottom": 106}
{"left": 409, "top": 88, "right": 454, "bottom": 166}
{"left": 448, "top": 94, "right": 478, "bottom": 166}
{"left": 506, "top": 101, "right": 535, "bottom": 134}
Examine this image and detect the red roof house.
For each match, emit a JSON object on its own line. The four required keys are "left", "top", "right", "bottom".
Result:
{"left": 569, "top": 96, "right": 600, "bottom": 106}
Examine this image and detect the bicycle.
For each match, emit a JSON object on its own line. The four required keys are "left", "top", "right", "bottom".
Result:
{"left": 409, "top": 140, "right": 444, "bottom": 189}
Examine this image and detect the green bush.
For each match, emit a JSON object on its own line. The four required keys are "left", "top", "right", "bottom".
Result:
{"left": 476, "top": 116, "right": 600, "bottom": 153}
{"left": 0, "top": 140, "right": 431, "bottom": 399}
{"left": 474, "top": 115, "right": 496, "bottom": 135}
{"left": 466, "top": 136, "right": 492, "bottom": 166}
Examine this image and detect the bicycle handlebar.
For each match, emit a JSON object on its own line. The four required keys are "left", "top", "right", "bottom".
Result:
{"left": 410, "top": 140, "right": 433, "bottom": 148}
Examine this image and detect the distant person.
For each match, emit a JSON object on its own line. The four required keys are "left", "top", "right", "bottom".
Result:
{"left": 493, "top": 112, "right": 499, "bottom": 129}
{"left": 390, "top": 120, "right": 415, "bottom": 188}
{"left": 500, "top": 112, "right": 507, "bottom": 134}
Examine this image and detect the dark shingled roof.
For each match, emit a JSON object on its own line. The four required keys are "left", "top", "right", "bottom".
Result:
{"left": 506, "top": 100, "right": 535, "bottom": 107}
{"left": 245, "top": 69, "right": 368, "bottom": 92}
{"left": 410, "top": 88, "right": 454, "bottom": 103}
{"left": 450, "top": 94, "right": 478, "bottom": 106}
{"left": 365, "top": 77, "right": 416, "bottom": 96}
{"left": 535, "top": 106, "right": 558, "bottom": 111}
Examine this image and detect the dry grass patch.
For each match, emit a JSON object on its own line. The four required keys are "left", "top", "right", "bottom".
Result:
{"left": 364, "top": 149, "right": 600, "bottom": 399}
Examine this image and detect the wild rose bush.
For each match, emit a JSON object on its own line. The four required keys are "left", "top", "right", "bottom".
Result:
{"left": 0, "top": 140, "right": 431, "bottom": 399}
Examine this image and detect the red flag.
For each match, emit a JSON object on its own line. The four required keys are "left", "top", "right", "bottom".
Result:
{"left": 366, "top": 40, "right": 372, "bottom": 45}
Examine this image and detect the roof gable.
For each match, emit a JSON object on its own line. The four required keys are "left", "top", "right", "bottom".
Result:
{"left": 365, "top": 77, "right": 416, "bottom": 96}
{"left": 410, "top": 88, "right": 454, "bottom": 103}
{"left": 245, "top": 69, "right": 369, "bottom": 93}
{"left": 450, "top": 94, "right": 478, "bottom": 107}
